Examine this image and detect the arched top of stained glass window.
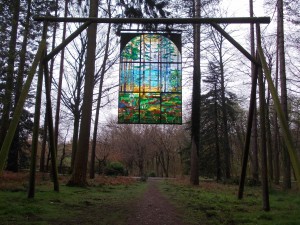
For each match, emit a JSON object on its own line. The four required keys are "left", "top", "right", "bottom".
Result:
{"left": 120, "top": 33, "right": 181, "bottom": 64}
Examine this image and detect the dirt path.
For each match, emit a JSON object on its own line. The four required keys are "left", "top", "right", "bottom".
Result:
{"left": 127, "top": 178, "right": 185, "bottom": 225}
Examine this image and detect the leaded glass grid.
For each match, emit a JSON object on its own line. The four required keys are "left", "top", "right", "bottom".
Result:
{"left": 118, "top": 33, "right": 182, "bottom": 124}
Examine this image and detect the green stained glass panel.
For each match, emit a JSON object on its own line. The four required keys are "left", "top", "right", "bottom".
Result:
{"left": 119, "top": 33, "right": 182, "bottom": 124}
{"left": 161, "top": 93, "right": 182, "bottom": 124}
{"left": 140, "top": 93, "right": 161, "bottom": 123}
{"left": 118, "top": 93, "right": 139, "bottom": 123}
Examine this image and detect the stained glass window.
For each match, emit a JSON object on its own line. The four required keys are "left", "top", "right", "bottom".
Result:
{"left": 118, "top": 33, "right": 182, "bottom": 124}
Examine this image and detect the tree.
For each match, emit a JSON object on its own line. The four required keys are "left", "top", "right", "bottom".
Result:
{"left": 201, "top": 61, "right": 240, "bottom": 180}
{"left": 277, "top": 0, "right": 291, "bottom": 189}
{"left": 261, "top": 36, "right": 277, "bottom": 183}
{"left": 0, "top": 0, "right": 57, "bottom": 173}
{"left": 190, "top": 0, "right": 201, "bottom": 186}
{"left": 40, "top": 0, "right": 60, "bottom": 172}
{"left": 117, "top": 0, "right": 169, "bottom": 19}
{"left": 62, "top": 22, "right": 87, "bottom": 172}
{"left": 208, "top": 22, "right": 232, "bottom": 179}
{"left": 54, "top": 0, "right": 69, "bottom": 149}
{"left": 90, "top": 0, "right": 113, "bottom": 179}
{"left": 249, "top": 0, "right": 259, "bottom": 183}
{"left": 11, "top": 0, "right": 32, "bottom": 173}
{"left": 52, "top": 2, "right": 88, "bottom": 173}
{"left": 151, "top": 126, "right": 183, "bottom": 177}
{"left": 108, "top": 123, "right": 185, "bottom": 177}
{"left": 0, "top": 0, "right": 20, "bottom": 172}
{"left": 68, "top": 0, "right": 99, "bottom": 186}
{"left": 257, "top": 29, "right": 270, "bottom": 210}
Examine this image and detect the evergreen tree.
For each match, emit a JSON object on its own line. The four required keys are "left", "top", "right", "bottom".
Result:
{"left": 0, "top": 0, "right": 57, "bottom": 171}
{"left": 201, "top": 61, "right": 239, "bottom": 179}
{"left": 0, "top": 0, "right": 20, "bottom": 172}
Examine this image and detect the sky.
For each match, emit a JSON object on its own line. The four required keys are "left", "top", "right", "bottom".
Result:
{"left": 222, "top": 0, "right": 266, "bottom": 17}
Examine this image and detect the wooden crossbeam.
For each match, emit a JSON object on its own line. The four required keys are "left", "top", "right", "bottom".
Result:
{"left": 34, "top": 16, "right": 270, "bottom": 24}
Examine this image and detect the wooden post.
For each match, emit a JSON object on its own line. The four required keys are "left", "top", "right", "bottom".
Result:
{"left": 44, "top": 61, "right": 59, "bottom": 192}
{"left": 257, "top": 38, "right": 300, "bottom": 190}
{"left": 28, "top": 22, "right": 48, "bottom": 199}
{"left": 257, "top": 22, "right": 270, "bottom": 212}
{"left": 210, "top": 23, "right": 259, "bottom": 66}
{"left": 45, "top": 21, "right": 92, "bottom": 61}
{"left": 238, "top": 56, "right": 259, "bottom": 199}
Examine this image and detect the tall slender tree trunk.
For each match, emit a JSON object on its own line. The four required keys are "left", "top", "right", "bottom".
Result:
{"left": 1, "top": 1, "right": 20, "bottom": 172}
{"left": 70, "top": 33, "right": 87, "bottom": 173}
{"left": 219, "top": 45, "right": 231, "bottom": 179}
{"left": 257, "top": 24, "right": 270, "bottom": 211}
{"left": 40, "top": 0, "right": 59, "bottom": 172}
{"left": 70, "top": 110, "right": 80, "bottom": 172}
{"left": 28, "top": 26, "right": 46, "bottom": 198}
{"left": 250, "top": 107, "right": 259, "bottom": 181}
{"left": 68, "top": 0, "right": 99, "bottom": 186}
{"left": 90, "top": 19, "right": 112, "bottom": 179}
{"left": 214, "top": 83, "right": 221, "bottom": 181}
{"left": 190, "top": 0, "right": 201, "bottom": 185}
{"left": 54, "top": 0, "right": 69, "bottom": 147}
{"left": 266, "top": 89, "right": 273, "bottom": 181}
{"left": 258, "top": 56, "right": 270, "bottom": 211}
{"left": 277, "top": 0, "right": 291, "bottom": 189}
{"left": 249, "top": 0, "right": 259, "bottom": 182}
{"left": 273, "top": 39, "right": 280, "bottom": 185}
{"left": 40, "top": 122, "right": 48, "bottom": 172}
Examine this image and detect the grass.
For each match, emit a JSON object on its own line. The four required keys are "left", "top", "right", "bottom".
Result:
{"left": 159, "top": 179, "right": 300, "bottom": 225}
{"left": 1, "top": 172, "right": 299, "bottom": 225}
{"left": 0, "top": 172, "right": 146, "bottom": 225}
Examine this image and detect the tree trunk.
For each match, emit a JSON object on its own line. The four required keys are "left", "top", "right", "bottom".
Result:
{"left": 59, "top": 128, "right": 69, "bottom": 174}
{"left": 39, "top": 125, "right": 47, "bottom": 172}
{"left": 28, "top": 38, "right": 45, "bottom": 198}
{"left": 190, "top": 0, "right": 201, "bottom": 186}
{"left": 273, "top": 38, "right": 280, "bottom": 185}
{"left": 277, "top": 0, "right": 291, "bottom": 189}
{"left": 214, "top": 83, "right": 221, "bottom": 181}
{"left": 40, "top": 0, "right": 59, "bottom": 172}
{"left": 249, "top": 0, "right": 259, "bottom": 183}
{"left": 44, "top": 61, "right": 59, "bottom": 192}
{"left": 266, "top": 89, "right": 273, "bottom": 181}
{"left": 54, "top": 0, "right": 69, "bottom": 147}
{"left": 219, "top": 43, "right": 231, "bottom": 179}
{"left": 68, "top": 0, "right": 99, "bottom": 186}
{"left": 0, "top": 0, "right": 20, "bottom": 172}
{"left": 250, "top": 107, "right": 259, "bottom": 181}
{"left": 90, "top": 5, "right": 112, "bottom": 178}
{"left": 258, "top": 56, "right": 270, "bottom": 211}
{"left": 70, "top": 111, "right": 80, "bottom": 173}
{"left": 70, "top": 35, "right": 86, "bottom": 173}
{"left": 257, "top": 24, "right": 270, "bottom": 211}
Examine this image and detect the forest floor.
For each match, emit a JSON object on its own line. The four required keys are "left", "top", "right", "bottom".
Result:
{"left": 0, "top": 172, "right": 188, "bottom": 225}
{"left": 1, "top": 172, "right": 300, "bottom": 225}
